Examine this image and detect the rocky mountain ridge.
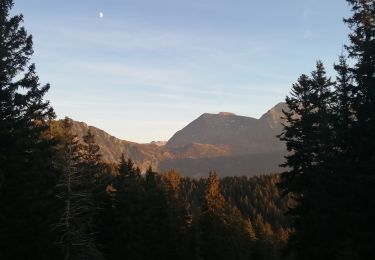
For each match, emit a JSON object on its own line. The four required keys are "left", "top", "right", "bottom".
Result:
{"left": 66, "top": 102, "right": 288, "bottom": 177}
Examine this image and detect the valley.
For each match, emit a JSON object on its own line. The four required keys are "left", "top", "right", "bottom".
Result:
{"left": 67, "top": 102, "right": 288, "bottom": 177}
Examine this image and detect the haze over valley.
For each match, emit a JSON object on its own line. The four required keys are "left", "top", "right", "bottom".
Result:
{"left": 2, "top": 1, "right": 374, "bottom": 259}
{"left": 65, "top": 102, "right": 288, "bottom": 177}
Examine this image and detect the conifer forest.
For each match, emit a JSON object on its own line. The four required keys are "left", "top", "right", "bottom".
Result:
{"left": 0, "top": 0, "right": 374, "bottom": 259}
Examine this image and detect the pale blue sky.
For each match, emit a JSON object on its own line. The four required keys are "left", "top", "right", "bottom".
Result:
{"left": 13, "top": 0, "right": 350, "bottom": 142}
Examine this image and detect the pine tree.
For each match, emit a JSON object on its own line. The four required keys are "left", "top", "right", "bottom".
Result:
{"left": 343, "top": 0, "right": 375, "bottom": 170}
{"left": 142, "top": 166, "right": 173, "bottom": 260}
{"left": 0, "top": 1, "right": 58, "bottom": 259}
{"left": 278, "top": 74, "right": 315, "bottom": 199}
{"left": 279, "top": 1, "right": 375, "bottom": 257}
{"left": 55, "top": 121, "right": 104, "bottom": 260}
{"left": 278, "top": 62, "right": 336, "bottom": 259}
{"left": 55, "top": 118, "right": 87, "bottom": 260}
{"left": 333, "top": 55, "right": 354, "bottom": 154}
{"left": 161, "top": 170, "right": 194, "bottom": 260}
{"left": 80, "top": 129, "right": 105, "bottom": 260}
{"left": 345, "top": 0, "right": 375, "bottom": 122}
{"left": 197, "top": 172, "right": 255, "bottom": 260}
{"left": 105, "top": 154, "right": 144, "bottom": 260}
{"left": 341, "top": 0, "right": 375, "bottom": 256}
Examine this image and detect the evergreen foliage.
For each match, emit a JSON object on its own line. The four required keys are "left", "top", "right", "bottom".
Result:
{"left": 278, "top": 1, "right": 375, "bottom": 258}
{"left": 343, "top": 0, "right": 375, "bottom": 256}
{"left": 3, "top": 1, "right": 375, "bottom": 259}
{"left": 196, "top": 172, "right": 255, "bottom": 260}
{"left": 55, "top": 119, "right": 105, "bottom": 260}
{"left": 92, "top": 154, "right": 291, "bottom": 260}
{"left": 0, "top": 1, "right": 58, "bottom": 259}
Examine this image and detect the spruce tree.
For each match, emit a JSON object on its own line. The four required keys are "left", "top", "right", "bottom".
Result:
{"left": 279, "top": 1, "right": 375, "bottom": 255}
{"left": 0, "top": 1, "right": 58, "bottom": 259}
{"left": 342, "top": 0, "right": 375, "bottom": 256}
{"left": 80, "top": 129, "right": 105, "bottom": 260}
{"left": 142, "top": 166, "right": 171, "bottom": 260}
{"left": 55, "top": 121, "right": 104, "bottom": 260}
{"left": 105, "top": 154, "right": 144, "bottom": 260}
{"left": 198, "top": 172, "right": 254, "bottom": 260}
{"left": 344, "top": 0, "right": 375, "bottom": 168}
{"left": 278, "top": 63, "right": 336, "bottom": 259}
{"left": 160, "top": 170, "right": 194, "bottom": 260}
{"left": 333, "top": 55, "right": 354, "bottom": 154}
{"left": 55, "top": 118, "right": 87, "bottom": 260}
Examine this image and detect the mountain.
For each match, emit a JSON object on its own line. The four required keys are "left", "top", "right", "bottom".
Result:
{"left": 161, "top": 102, "right": 287, "bottom": 176}
{"left": 150, "top": 141, "right": 167, "bottom": 146}
{"left": 166, "top": 102, "right": 287, "bottom": 156}
{"left": 57, "top": 121, "right": 171, "bottom": 171}
{"left": 63, "top": 102, "right": 288, "bottom": 177}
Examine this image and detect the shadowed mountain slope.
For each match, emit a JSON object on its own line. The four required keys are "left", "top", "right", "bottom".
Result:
{"left": 166, "top": 102, "right": 287, "bottom": 155}
{"left": 62, "top": 102, "right": 287, "bottom": 177}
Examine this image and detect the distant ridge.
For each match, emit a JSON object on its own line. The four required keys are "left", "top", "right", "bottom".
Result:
{"left": 166, "top": 103, "right": 287, "bottom": 155}
{"left": 64, "top": 102, "right": 288, "bottom": 177}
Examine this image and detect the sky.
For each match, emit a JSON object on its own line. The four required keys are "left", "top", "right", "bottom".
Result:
{"left": 13, "top": 0, "right": 351, "bottom": 143}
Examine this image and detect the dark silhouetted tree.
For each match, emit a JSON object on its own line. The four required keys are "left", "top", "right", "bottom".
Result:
{"left": 278, "top": 62, "right": 336, "bottom": 259}
{"left": 0, "top": 1, "right": 58, "bottom": 259}
{"left": 103, "top": 155, "right": 144, "bottom": 260}
{"left": 55, "top": 120, "right": 105, "bottom": 260}
{"left": 279, "top": 1, "right": 375, "bottom": 258}
{"left": 340, "top": 0, "right": 375, "bottom": 257}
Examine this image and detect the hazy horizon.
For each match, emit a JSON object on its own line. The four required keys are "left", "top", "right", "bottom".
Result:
{"left": 67, "top": 104, "right": 283, "bottom": 144}
{"left": 13, "top": 0, "right": 350, "bottom": 142}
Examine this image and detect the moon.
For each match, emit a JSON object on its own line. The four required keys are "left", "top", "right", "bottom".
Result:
{"left": 99, "top": 12, "right": 104, "bottom": 18}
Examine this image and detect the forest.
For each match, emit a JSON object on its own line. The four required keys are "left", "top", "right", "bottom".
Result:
{"left": 1, "top": 0, "right": 374, "bottom": 259}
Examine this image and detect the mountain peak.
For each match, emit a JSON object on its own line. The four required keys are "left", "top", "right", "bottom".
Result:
{"left": 201, "top": 112, "right": 236, "bottom": 118}
{"left": 259, "top": 102, "right": 287, "bottom": 129}
{"left": 218, "top": 112, "right": 236, "bottom": 116}
{"left": 63, "top": 101, "right": 287, "bottom": 177}
{"left": 166, "top": 103, "right": 286, "bottom": 154}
